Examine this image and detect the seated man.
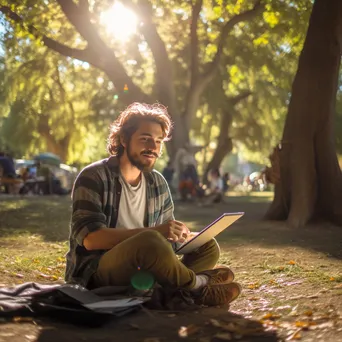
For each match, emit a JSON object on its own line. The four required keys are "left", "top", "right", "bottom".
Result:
{"left": 65, "top": 103, "right": 241, "bottom": 307}
{"left": 207, "top": 168, "right": 225, "bottom": 204}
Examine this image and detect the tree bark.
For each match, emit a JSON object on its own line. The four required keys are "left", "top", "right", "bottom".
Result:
{"left": 203, "top": 91, "right": 251, "bottom": 182}
{"left": 265, "top": 0, "right": 342, "bottom": 227}
{"left": 40, "top": 131, "right": 70, "bottom": 163}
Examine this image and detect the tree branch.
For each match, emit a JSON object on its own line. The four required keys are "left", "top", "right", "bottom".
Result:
{"left": 228, "top": 90, "right": 252, "bottom": 106}
{"left": 125, "top": 0, "right": 172, "bottom": 74}
{"left": 55, "top": 0, "right": 106, "bottom": 51}
{"left": 55, "top": 0, "right": 149, "bottom": 102}
{"left": 124, "top": 0, "right": 176, "bottom": 108}
{"left": 202, "top": 1, "right": 264, "bottom": 82}
{"left": 190, "top": 0, "right": 203, "bottom": 82}
{"left": 182, "top": 2, "right": 262, "bottom": 127}
{"left": 0, "top": 5, "right": 100, "bottom": 66}
{"left": 1, "top": 2, "right": 149, "bottom": 103}
{"left": 79, "top": 0, "right": 90, "bottom": 16}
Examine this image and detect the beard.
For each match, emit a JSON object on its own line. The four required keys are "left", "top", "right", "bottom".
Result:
{"left": 126, "top": 142, "right": 159, "bottom": 172}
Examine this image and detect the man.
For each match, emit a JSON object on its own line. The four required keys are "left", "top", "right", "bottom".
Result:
{"left": 207, "top": 168, "right": 225, "bottom": 204}
{"left": 65, "top": 103, "right": 241, "bottom": 307}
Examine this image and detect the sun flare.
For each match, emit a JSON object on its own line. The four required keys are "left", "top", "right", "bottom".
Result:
{"left": 100, "top": 2, "right": 138, "bottom": 42}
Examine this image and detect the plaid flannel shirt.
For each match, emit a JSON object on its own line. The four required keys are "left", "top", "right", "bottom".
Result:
{"left": 65, "top": 156, "right": 175, "bottom": 287}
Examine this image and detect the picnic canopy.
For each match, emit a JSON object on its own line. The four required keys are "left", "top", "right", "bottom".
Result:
{"left": 34, "top": 153, "right": 61, "bottom": 167}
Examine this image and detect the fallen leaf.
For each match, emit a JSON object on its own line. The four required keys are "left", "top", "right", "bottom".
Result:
{"left": 285, "top": 281, "right": 303, "bottom": 286}
{"left": 286, "top": 329, "right": 302, "bottom": 340}
{"left": 289, "top": 305, "right": 299, "bottom": 317}
{"left": 37, "top": 273, "right": 50, "bottom": 279}
{"left": 304, "top": 310, "right": 313, "bottom": 317}
{"left": 262, "top": 312, "right": 281, "bottom": 320}
{"left": 178, "top": 324, "right": 199, "bottom": 338}
{"left": 295, "top": 321, "right": 309, "bottom": 329}
{"left": 13, "top": 316, "right": 34, "bottom": 323}
{"left": 276, "top": 305, "right": 292, "bottom": 311}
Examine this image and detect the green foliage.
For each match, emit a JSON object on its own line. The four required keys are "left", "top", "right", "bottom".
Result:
{"left": 3, "top": 0, "right": 340, "bottom": 168}
{"left": 0, "top": 39, "right": 111, "bottom": 163}
{"left": 190, "top": 0, "right": 314, "bottom": 165}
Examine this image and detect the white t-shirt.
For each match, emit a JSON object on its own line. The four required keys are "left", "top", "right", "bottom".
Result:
{"left": 210, "top": 177, "right": 224, "bottom": 193}
{"left": 116, "top": 174, "right": 147, "bottom": 229}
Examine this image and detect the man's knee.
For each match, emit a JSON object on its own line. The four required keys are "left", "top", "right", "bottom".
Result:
{"left": 135, "top": 230, "right": 173, "bottom": 255}
{"left": 201, "top": 238, "right": 220, "bottom": 258}
{"left": 136, "top": 229, "right": 165, "bottom": 245}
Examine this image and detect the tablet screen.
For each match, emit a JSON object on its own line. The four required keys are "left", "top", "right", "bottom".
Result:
{"left": 176, "top": 212, "right": 244, "bottom": 255}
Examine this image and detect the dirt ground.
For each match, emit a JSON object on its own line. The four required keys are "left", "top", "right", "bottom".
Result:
{"left": 0, "top": 193, "right": 341, "bottom": 342}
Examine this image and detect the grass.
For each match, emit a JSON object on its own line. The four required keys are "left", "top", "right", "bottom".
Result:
{"left": 1, "top": 194, "right": 342, "bottom": 341}
{"left": 0, "top": 235, "right": 68, "bottom": 283}
{"left": 1, "top": 194, "right": 341, "bottom": 287}
{"left": 0, "top": 197, "right": 70, "bottom": 284}
{"left": 260, "top": 260, "right": 342, "bottom": 285}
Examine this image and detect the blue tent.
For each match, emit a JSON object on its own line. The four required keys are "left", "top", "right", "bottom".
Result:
{"left": 34, "top": 153, "right": 61, "bottom": 166}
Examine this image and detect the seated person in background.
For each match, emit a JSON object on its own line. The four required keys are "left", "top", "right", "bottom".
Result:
{"left": 0, "top": 154, "right": 16, "bottom": 179}
{"left": 162, "top": 160, "right": 175, "bottom": 193}
{"left": 222, "top": 172, "right": 230, "bottom": 193}
{"left": 178, "top": 163, "right": 201, "bottom": 201}
{"left": 65, "top": 102, "right": 241, "bottom": 307}
{"left": 206, "top": 168, "right": 225, "bottom": 204}
{"left": 0, "top": 154, "right": 20, "bottom": 194}
{"left": 36, "top": 162, "right": 54, "bottom": 194}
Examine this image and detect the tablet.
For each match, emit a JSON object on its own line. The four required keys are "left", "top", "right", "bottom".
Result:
{"left": 175, "top": 212, "right": 244, "bottom": 255}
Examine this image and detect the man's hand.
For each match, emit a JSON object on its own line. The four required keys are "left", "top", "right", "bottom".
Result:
{"left": 183, "top": 232, "right": 199, "bottom": 243}
{"left": 154, "top": 220, "right": 190, "bottom": 242}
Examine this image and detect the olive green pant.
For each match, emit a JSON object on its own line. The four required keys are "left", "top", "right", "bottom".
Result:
{"left": 92, "top": 230, "right": 220, "bottom": 289}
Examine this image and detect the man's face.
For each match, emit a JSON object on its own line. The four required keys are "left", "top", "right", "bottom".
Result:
{"left": 124, "top": 120, "right": 164, "bottom": 172}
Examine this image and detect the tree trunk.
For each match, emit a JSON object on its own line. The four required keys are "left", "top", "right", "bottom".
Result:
{"left": 203, "top": 110, "right": 233, "bottom": 182}
{"left": 204, "top": 137, "right": 233, "bottom": 182}
{"left": 40, "top": 131, "right": 70, "bottom": 163}
{"left": 203, "top": 90, "right": 251, "bottom": 182}
{"left": 265, "top": 0, "right": 342, "bottom": 227}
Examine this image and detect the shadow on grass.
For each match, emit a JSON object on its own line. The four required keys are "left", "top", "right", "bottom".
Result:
{"left": 174, "top": 195, "right": 342, "bottom": 260}
{"left": 33, "top": 307, "right": 279, "bottom": 342}
{"left": 0, "top": 196, "right": 71, "bottom": 242}
{"left": 0, "top": 194, "right": 341, "bottom": 260}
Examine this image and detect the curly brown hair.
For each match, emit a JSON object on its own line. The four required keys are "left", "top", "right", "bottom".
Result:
{"left": 107, "top": 102, "right": 173, "bottom": 157}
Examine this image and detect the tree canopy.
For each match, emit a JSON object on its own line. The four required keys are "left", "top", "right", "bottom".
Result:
{"left": 1, "top": 0, "right": 334, "bottom": 170}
